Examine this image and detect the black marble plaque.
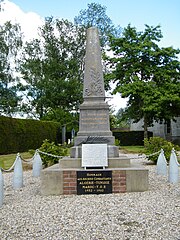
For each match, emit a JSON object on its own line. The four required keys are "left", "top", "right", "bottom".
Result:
{"left": 77, "top": 171, "right": 112, "bottom": 195}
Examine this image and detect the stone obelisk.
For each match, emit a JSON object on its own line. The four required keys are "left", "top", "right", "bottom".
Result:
{"left": 71, "top": 27, "right": 119, "bottom": 158}
{"left": 41, "top": 27, "right": 148, "bottom": 195}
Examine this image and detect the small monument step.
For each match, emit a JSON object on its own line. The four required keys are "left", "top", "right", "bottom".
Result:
{"left": 59, "top": 156, "right": 130, "bottom": 169}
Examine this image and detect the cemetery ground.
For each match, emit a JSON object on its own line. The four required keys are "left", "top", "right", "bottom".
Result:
{"left": 0, "top": 149, "right": 180, "bottom": 239}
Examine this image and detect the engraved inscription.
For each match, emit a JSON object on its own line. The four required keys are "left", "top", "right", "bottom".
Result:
{"left": 77, "top": 171, "right": 112, "bottom": 194}
{"left": 81, "top": 112, "right": 108, "bottom": 126}
{"left": 82, "top": 144, "right": 108, "bottom": 167}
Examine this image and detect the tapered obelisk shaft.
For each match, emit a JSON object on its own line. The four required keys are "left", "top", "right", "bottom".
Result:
{"left": 74, "top": 27, "right": 115, "bottom": 147}
{"left": 83, "top": 27, "right": 105, "bottom": 100}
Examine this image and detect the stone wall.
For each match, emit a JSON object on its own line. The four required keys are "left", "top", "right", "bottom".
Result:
{"left": 130, "top": 117, "right": 180, "bottom": 144}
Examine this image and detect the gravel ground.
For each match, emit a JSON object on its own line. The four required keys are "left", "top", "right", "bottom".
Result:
{"left": 0, "top": 155, "right": 180, "bottom": 240}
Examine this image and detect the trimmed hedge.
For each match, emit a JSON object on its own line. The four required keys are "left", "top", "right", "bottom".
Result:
{"left": 0, "top": 116, "right": 153, "bottom": 154}
{"left": 0, "top": 116, "right": 61, "bottom": 154}
{"left": 113, "top": 130, "right": 153, "bottom": 146}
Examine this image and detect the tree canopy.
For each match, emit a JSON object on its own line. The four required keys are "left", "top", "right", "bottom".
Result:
{"left": 19, "top": 3, "right": 121, "bottom": 121}
{"left": 1, "top": 3, "right": 180, "bottom": 138}
{"left": 0, "top": 3, "right": 121, "bottom": 122}
{"left": 0, "top": 21, "right": 23, "bottom": 116}
{"left": 107, "top": 24, "right": 180, "bottom": 137}
{"left": 20, "top": 17, "right": 85, "bottom": 123}
{"left": 74, "top": 2, "right": 121, "bottom": 47}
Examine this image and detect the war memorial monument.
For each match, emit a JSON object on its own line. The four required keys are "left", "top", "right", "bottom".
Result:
{"left": 41, "top": 27, "right": 148, "bottom": 195}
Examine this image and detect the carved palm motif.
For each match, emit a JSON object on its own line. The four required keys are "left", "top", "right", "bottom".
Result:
{"left": 85, "top": 68, "right": 103, "bottom": 96}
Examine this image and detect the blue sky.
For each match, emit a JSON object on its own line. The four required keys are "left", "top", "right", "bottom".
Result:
{"left": 10, "top": 0, "right": 180, "bottom": 49}
{"left": 1, "top": 0, "right": 179, "bottom": 110}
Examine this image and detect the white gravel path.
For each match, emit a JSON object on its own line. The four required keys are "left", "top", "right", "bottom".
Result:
{"left": 0, "top": 155, "right": 180, "bottom": 240}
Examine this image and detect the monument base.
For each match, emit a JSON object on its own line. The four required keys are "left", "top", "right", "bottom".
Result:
{"left": 40, "top": 155, "right": 148, "bottom": 195}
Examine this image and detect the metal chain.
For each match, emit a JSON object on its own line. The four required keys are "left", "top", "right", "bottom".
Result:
{"left": 1, "top": 153, "right": 20, "bottom": 172}
{"left": 37, "top": 149, "right": 64, "bottom": 158}
{"left": 19, "top": 154, "right": 34, "bottom": 163}
{"left": 127, "top": 150, "right": 161, "bottom": 160}
{"left": 1, "top": 152, "right": 35, "bottom": 172}
{"left": 0, "top": 150, "right": 63, "bottom": 172}
{"left": 37, "top": 149, "right": 161, "bottom": 160}
{"left": 146, "top": 150, "right": 162, "bottom": 157}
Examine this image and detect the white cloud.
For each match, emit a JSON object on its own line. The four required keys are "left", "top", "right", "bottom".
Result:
{"left": 0, "top": 0, "right": 44, "bottom": 40}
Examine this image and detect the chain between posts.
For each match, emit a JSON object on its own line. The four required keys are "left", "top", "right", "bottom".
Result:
{"left": 1, "top": 152, "right": 36, "bottom": 172}
{"left": 1, "top": 153, "right": 20, "bottom": 172}
{"left": 0, "top": 150, "right": 64, "bottom": 172}
{"left": 0, "top": 149, "right": 163, "bottom": 172}
{"left": 37, "top": 149, "right": 64, "bottom": 159}
{"left": 19, "top": 154, "right": 35, "bottom": 163}
{"left": 126, "top": 150, "right": 162, "bottom": 160}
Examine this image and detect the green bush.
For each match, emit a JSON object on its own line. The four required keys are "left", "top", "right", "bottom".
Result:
{"left": 144, "top": 137, "right": 179, "bottom": 163}
{"left": 38, "top": 139, "right": 68, "bottom": 167}
{"left": 115, "top": 139, "right": 120, "bottom": 146}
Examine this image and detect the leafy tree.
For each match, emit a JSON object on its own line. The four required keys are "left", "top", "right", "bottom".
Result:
{"left": 41, "top": 108, "right": 79, "bottom": 132}
{"left": 107, "top": 24, "right": 180, "bottom": 138}
{"left": 20, "top": 18, "right": 86, "bottom": 120}
{"left": 109, "top": 109, "right": 118, "bottom": 129}
{"left": 109, "top": 108, "right": 130, "bottom": 129}
{"left": 0, "top": 21, "right": 23, "bottom": 116}
{"left": 74, "top": 2, "right": 121, "bottom": 47}
{"left": 115, "top": 108, "right": 130, "bottom": 129}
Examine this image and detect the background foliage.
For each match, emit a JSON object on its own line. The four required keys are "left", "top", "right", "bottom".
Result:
{"left": 38, "top": 139, "right": 68, "bottom": 167}
{"left": 106, "top": 24, "right": 180, "bottom": 138}
{"left": 144, "top": 137, "right": 180, "bottom": 163}
{"left": 0, "top": 2, "right": 180, "bottom": 147}
{"left": 0, "top": 116, "right": 61, "bottom": 154}
{"left": 0, "top": 21, "right": 23, "bottom": 116}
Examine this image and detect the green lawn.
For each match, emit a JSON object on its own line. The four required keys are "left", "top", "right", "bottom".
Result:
{"left": 120, "top": 146, "right": 145, "bottom": 154}
{"left": 0, "top": 152, "right": 34, "bottom": 170}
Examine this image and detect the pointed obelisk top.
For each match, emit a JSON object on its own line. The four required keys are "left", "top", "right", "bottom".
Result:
{"left": 83, "top": 27, "right": 105, "bottom": 100}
